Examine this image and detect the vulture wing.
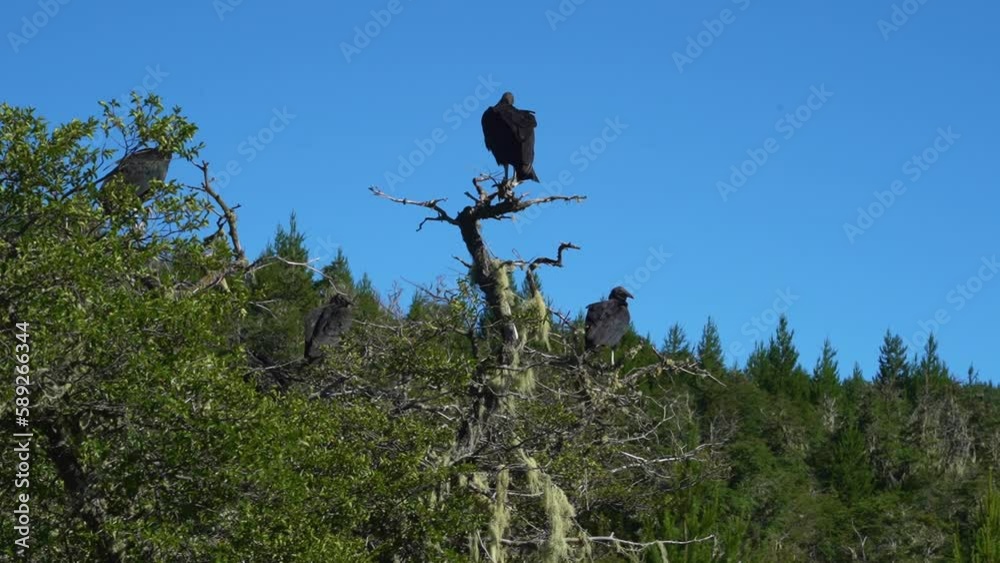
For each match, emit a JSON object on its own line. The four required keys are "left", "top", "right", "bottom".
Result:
{"left": 304, "top": 296, "right": 353, "bottom": 360}
{"left": 497, "top": 106, "right": 537, "bottom": 143}
{"left": 585, "top": 299, "right": 630, "bottom": 350}
{"left": 481, "top": 106, "right": 506, "bottom": 154}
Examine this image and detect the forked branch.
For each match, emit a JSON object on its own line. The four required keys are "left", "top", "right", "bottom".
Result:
{"left": 368, "top": 186, "right": 455, "bottom": 231}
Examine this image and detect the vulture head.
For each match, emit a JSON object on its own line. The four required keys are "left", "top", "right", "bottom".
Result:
{"left": 609, "top": 286, "right": 634, "bottom": 304}
{"left": 499, "top": 91, "right": 515, "bottom": 106}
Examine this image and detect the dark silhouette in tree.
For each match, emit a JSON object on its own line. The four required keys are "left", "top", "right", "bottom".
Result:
{"left": 304, "top": 293, "right": 354, "bottom": 361}
{"left": 481, "top": 92, "right": 540, "bottom": 189}
{"left": 584, "top": 286, "right": 633, "bottom": 364}
{"left": 99, "top": 147, "right": 171, "bottom": 205}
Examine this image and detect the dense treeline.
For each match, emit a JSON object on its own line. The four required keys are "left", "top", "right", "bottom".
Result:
{"left": 1, "top": 97, "right": 998, "bottom": 561}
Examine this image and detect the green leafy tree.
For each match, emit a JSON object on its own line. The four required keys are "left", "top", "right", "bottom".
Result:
{"left": 0, "top": 97, "right": 481, "bottom": 560}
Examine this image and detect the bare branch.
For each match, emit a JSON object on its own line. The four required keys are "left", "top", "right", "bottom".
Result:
{"left": 369, "top": 186, "right": 455, "bottom": 231}
{"left": 503, "top": 242, "right": 581, "bottom": 274}
{"left": 610, "top": 443, "right": 720, "bottom": 474}
{"left": 196, "top": 161, "right": 246, "bottom": 265}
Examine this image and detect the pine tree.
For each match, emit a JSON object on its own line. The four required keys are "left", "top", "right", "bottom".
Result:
{"left": 811, "top": 338, "right": 841, "bottom": 404}
{"left": 752, "top": 315, "right": 809, "bottom": 400}
{"left": 874, "top": 330, "right": 910, "bottom": 394}
{"left": 914, "top": 333, "right": 951, "bottom": 395}
{"left": 662, "top": 322, "right": 691, "bottom": 359}
{"left": 841, "top": 362, "right": 867, "bottom": 423}
{"left": 320, "top": 247, "right": 355, "bottom": 296}
{"left": 696, "top": 317, "right": 725, "bottom": 375}
{"left": 244, "top": 213, "right": 322, "bottom": 366}
{"left": 354, "top": 272, "right": 383, "bottom": 320}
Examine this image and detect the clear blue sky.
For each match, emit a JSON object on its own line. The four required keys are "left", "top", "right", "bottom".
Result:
{"left": 4, "top": 0, "right": 998, "bottom": 382}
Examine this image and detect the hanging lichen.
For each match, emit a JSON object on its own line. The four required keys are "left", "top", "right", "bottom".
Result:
{"left": 471, "top": 471, "right": 489, "bottom": 492}
{"left": 520, "top": 270, "right": 551, "bottom": 352}
{"left": 515, "top": 365, "right": 536, "bottom": 395}
{"left": 468, "top": 532, "right": 482, "bottom": 563}
{"left": 487, "top": 259, "right": 521, "bottom": 399}
{"left": 488, "top": 467, "right": 511, "bottom": 563}
{"left": 542, "top": 475, "right": 576, "bottom": 562}
{"left": 519, "top": 449, "right": 543, "bottom": 495}
{"left": 490, "top": 259, "right": 515, "bottom": 320}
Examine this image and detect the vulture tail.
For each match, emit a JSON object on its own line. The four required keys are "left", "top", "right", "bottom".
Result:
{"left": 516, "top": 164, "right": 539, "bottom": 183}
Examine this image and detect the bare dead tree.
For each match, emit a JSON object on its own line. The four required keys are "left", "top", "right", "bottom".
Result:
{"left": 371, "top": 176, "right": 585, "bottom": 462}
{"left": 370, "top": 176, "right": 730, "bottom": 561}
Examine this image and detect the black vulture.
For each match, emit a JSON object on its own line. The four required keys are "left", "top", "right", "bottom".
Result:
{"left": 584, "top": 286, "right": 634, "bottom": 364}
{"left": 100, "top": 147, "right": 172, "bottom": 202}
{"left": 304, "top": 293, "right": 354, "bottom": 361}
{"left": 481, "top": 91, "right": 540, "bottom": 186}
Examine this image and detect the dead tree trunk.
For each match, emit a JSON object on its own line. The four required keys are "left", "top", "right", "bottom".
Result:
{"left": 371, "top": 177, "right": 583, "bottom": 460}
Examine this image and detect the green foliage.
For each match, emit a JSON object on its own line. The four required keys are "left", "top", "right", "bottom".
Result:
{"left": 696, "top": 317, "right": 725, "bottom": 376}
{"left": 0, "top": 97, "right": 482, "bottom": 560}
{"left": 243, "top": 212, "right": 323, "bottom": 367}
{"left": 875, "top": 329, "right": 910, "bottom": 394}
{"left": 662, "top": 323, "right": 692, "bottom": 360}
{"left": 811, "top": 338, "right": 840, "bottom": 404}
{"left": 972, "top": 470, "right": 1000, "bottom": 563}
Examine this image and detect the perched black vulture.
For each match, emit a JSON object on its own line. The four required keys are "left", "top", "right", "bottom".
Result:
{"left": 100, "top": 147, "right": 172, "bottom": 202}
{"left": 304, "top": 293, "right": 354, "bottom": 361}
{"left": 481, "top": 92, "right": 540, "bottom": 185}
{"left": 584, "top": 286, "right": 634, "bottom": 363}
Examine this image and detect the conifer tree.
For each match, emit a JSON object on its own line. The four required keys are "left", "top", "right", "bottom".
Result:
{"left": 696, "top": 317, "right": 725, "bottom": 376}
{"left": 874, "top": 330, "right": 910, "bottom": 394}
{"left": 915, "top": 333, "right": 950, "bottom": 394}
{"left": 662, "top": 322, "right": 691, "bottom": 360}
{"left": 244, "top": 213, "right": 321, "bottom": 366}
{"left": 812, "top": 338, "right": 841, "bottom": 404}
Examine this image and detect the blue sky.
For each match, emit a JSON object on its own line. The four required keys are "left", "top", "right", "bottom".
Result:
{"left": 4, "top": 0, "right": 998, "bottom": 382}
